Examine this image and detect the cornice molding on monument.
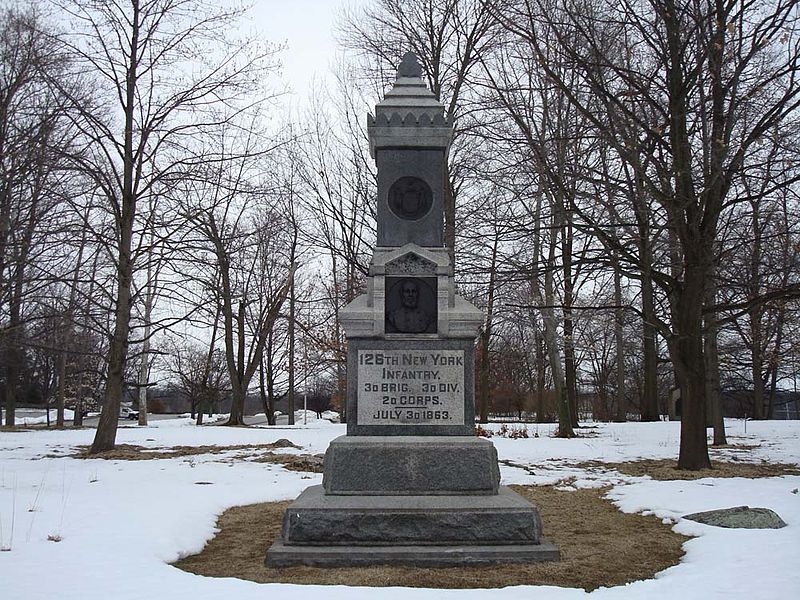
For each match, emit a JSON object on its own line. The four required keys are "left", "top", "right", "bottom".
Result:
{"left": 367, "top": 51, "right": 453, "bottom": 157}
{"left": 370, "top": 243, "right": 450, "bottom": 276}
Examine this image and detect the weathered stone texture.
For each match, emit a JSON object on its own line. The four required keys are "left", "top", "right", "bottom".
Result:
{"left": 683, "top": 506, "right": 787, "bottom": 529}
{"left": 322, "top": 435, "right": 499, "bottom": 495}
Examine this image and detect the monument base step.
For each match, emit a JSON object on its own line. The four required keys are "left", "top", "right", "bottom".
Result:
{"left": 280, "top": 485, "right": 543, "bottom": 545}
{"left": 322, "top": 435, "right": 500, "bottom": 495}
{"left": 265, "top": 538, "right": 560, "bottom": 567}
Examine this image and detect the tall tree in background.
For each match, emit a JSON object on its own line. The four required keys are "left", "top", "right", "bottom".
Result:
{"left": 489, "top": 0, "right": 800, "bottom": 468}
{"left": 175, "top": 112, "right": 293, "bottom": 426}
{"left": 292, "top": 74, "right": 376, "bottom": 422}
{"left": 167, "top": 338, "right": 228, "bottom": 425}
{"left": 720, "top": 126, "right": 800, "bottom": 419}
{"left": 54, "top": 0, "right": 276, "bottom": 451}
{"left": 0, "top": 6, "right": 76, "bottom": 427}
{"left": 459, "top": 184, "right": 509, "bottom": 423}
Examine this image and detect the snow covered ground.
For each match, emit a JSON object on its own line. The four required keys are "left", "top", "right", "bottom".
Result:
{"left": 1, "top": 417, "right": 798, "bottom": 599}
{"left": 6, "top": 409, "right": 77, "bottom": 426}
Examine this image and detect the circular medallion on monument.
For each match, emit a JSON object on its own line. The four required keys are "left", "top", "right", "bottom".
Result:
{"left": 388, "top": 176, "right": 433, "bottom": 221}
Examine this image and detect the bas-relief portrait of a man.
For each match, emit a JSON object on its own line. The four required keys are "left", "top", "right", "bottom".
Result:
{"left": 385, "top": 277, "right": 437, "bottom": 334}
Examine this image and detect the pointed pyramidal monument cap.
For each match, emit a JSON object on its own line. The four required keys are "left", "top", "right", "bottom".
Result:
{"left": 368, "top": 51, "right": 452, "bottom": 157}
{"left": 372, "top": 51, "right": 447, "bottom": 121}
{"left": 397, "top": 51, "right": 423, "bottom": 78}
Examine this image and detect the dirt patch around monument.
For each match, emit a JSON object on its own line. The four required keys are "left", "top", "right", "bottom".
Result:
{"left": 576, "top": 458, "right": 800, "bottom": 481}
{"left": 172, "top": 484, "right": 689, "bottom": 591}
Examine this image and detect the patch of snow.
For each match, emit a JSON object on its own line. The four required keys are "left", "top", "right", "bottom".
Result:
{"left": 9, "top": 409, "right": 76, "bottom": 426}
{"left": 0, "top": 419, "right": 798, "bottom": 599}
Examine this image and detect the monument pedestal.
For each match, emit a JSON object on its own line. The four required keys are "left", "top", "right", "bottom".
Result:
{"left": 322, "top": 435, "right": 499, "bottom": 495}
{"left": 266, "top": 434, "right": 559, "bottom": 567}
{"left": 268, "top": 538, "right": 560, "bottom": 568}
{"left": 267, "top": 475, "right": 559, "bottom": 567}
{"left": 265, "top": 52, "right": 558, "bottom": 569}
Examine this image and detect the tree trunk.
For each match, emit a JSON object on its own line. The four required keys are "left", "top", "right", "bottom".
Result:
{"left": 264, "top": 332, "right": 277, "bottom": 425}
{"left": 664, "top": 0, "right": 712, "bottom": 470}
{"left": 535, "top": 327, "right": 547, "bottom": 423}
{"left": 613, "top": 251, "right": 627, "bottom": 422}
{"left": 750, "top": 311, "right": 765, "bottom": 420}
{"left": 138, "top": 257, "right": 155, "bottom": 427}
{"left": 477, "top": 329, "right": 491, "bottom": 424}
{"left": 225, "top": 300, "right": 247, "bottom": 426}
{"left": 90, "top": 262, "right": 134, "bottom": 452}
{"left": 89, "top": 1, "right": 140, "bottom": 453}
{"left": 704, "top": 274, "right": 726, "bottom": 445}
{"left": 639, "top": 235, "right": 660, "bottom": 421}
{"left": 544, "top": 257, "right": 572, "bottom": 437}
{"left": 259, "top": 355, "right": 270, "bottom": 425}
{"left": 56, "top": 351, "right": 66, "bottom": 428}
{"left": 673, "top": 266, "right": 711, "bottom": 469}
{"left": 560, "top": 183, "right": 578, "bottom": 429}
{"left": 766, "top": 302, "right": 786, "bottom": 420}
{"left": 137, "top": 334, "right": 150, "bottom": 426}
{"left": 478, "top": 233, "right": 499, "bottom": 423}
{"left": 3, "top": 260, "right": 25, "bottom": 428}
{"left": 288, "top": 261, "right": 296, "bottom": 426}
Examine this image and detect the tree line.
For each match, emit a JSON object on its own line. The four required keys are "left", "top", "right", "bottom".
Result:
{"left": 1, "top": 0, "right": 798, "bottom": 470}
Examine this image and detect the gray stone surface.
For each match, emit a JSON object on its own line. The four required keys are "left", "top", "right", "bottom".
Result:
{"left": 355, "top": 348, "right": 465, "bottom": 426}
{"left": 338, "top": 244, "right": 482, "bottom": 340}
{"left": 279, "top": 485, "right": 543, "bottom": 545}
{"left": 397, "top": 51, "right": 423, "bottom": 78}
{"left": 368, "top": 113, "right": 453, "bottom": 156}
{"left": 683, "top": 506, "right": 787, "bottom": 529}
{"left": 346, "top": 338, "right": 476, "bottom": 436}
{"left": 376, "top": 148, "right": 445, "bottom": 247}
{"left": 367, "top": 57, "right": 452, "bottom": 159}
{"left": 322, "top": 436, "right": 499, "bottom": 495}
{"left": 266, "top": 539, "right": 560, "bottom": 568}
{"left": 368, "top": 59, "right": 449, "bottom": 249}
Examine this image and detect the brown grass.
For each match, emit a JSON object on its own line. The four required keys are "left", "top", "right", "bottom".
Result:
{"left": 71, "top": 440, "right": 300, "bottom": 461}
{"left": 173, "top": 484, "right": 689, "bottom": 591}
{"left": 578, "top": 458, "right": 800, "bottom": 481}
{"left": 68, "top": 441, "right": 326, "bottom": 472}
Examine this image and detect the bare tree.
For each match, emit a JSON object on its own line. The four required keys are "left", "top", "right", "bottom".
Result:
{"left": 717, "top": 126, "right": 800, "bottom": 420}
{"left": 489, "top": 0, "right": 800, "bottom": 468}
{"left": 291, "top": 75, "right": 377, "bottom": 422}
{"left": 173, "top": 111, "right": 294, "bottom": 426}
{"left": 0, "top": 5, "right": 78, "bottom": 427}
{"left": 167, "top": 339, "right": 228, "bottom": 425}
{"left": 52, "top": 0, "right": 277, "bottom": 451}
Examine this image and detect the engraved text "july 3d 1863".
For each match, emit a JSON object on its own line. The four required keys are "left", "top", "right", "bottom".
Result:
{"left": 357, "top": 349, "right": 465, "bottom": 425}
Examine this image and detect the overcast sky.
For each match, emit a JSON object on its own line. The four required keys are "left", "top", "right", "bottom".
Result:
{"left": 249, "top": 0, "right": 369, "bottom": 105}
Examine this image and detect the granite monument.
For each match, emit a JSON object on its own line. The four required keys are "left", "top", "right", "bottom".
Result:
{"left": 266, "top": 52, "right": 559, "bottom": 567}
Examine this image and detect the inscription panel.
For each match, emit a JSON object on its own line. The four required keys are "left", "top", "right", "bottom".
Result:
{"left": 357, "top": 349, "right": 465, "bottom": 426}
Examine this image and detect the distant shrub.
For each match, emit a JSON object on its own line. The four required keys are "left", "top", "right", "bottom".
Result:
{"left": 474, "top": 424, "right": 493, "bottom": 438}
{"left": 475, "top": 424, "right": 535, "bottom": 439}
